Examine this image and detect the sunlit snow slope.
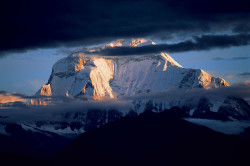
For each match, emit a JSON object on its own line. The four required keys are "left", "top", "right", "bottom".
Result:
{"left": 37, "top": 38, "right": 229, "bottom": 100}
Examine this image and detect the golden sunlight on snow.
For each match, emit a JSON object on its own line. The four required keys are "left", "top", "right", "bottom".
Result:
{"left": 90, "top": 58, "right": 116, "bottom": 100}
{"left": 104, "top": 39, "right": 124, "bottom": 48}
{"left": 75, "top": 58, "right": 86, "bottom": 72}
{"left": 198, "top": 70, "right": 230, "bottom": 89}
{"left": 129, "top": 38, "right": 148, "bottom": 46}
{"left": 30, "top": 98, "right": 50, "bottom": 105}
{"left": 0, "top": 94, "right": 26, "bottom": 103}
{"left": 35, "top": 38, "right": 230, "bottom": 102}
{"left": 39, "top": 84, "right": 52, "bottom": 96}
{"left": 160, "top": 52, "right": 182, "bottom": 69}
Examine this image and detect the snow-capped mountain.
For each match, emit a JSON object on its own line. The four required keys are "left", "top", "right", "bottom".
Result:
{"left": 0, "top": 38, "right": 249, "bottom": 144}
{"left": 36, "top": 38, "right": 229, "bottom": 100}
{"left": 0, "top": 39, "right": 249, "bottom": 160}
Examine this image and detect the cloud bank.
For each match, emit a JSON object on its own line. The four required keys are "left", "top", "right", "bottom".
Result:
{"left": 0, "top": 0, "right": 250, "bottom": 56}
{"left": 86, "top": 34, "right": 250, "bottom": 56}
{"left": 0, "top": 81, "right": 249, "bottom": 123}
{"left": 123, "top": 81, "right": 250, "bottom": 102}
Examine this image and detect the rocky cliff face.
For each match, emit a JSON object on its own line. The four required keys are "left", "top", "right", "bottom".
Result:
{"left": 36, "top": 38, "right": 229, "bottom": 100}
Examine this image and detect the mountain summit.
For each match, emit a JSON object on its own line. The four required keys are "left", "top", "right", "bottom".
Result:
{"left": 0, "top": 39, "right": 247, "bottom": 152}
{"left": 37, "top": 38, "right": 229, "bottom": 100}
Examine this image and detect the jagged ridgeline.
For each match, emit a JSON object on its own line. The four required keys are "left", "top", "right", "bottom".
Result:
{"left": 0, "top": 39, "right": 249, "bottom": 158}
{"left": 36, "top": 38, "right": 229, "bottom": 100}
{"left": 31, "top": 38, "right": 249, "bottom": 126}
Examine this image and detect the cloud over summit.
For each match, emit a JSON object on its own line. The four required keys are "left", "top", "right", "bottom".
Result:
{"left": 85, "top": 34, "right": 250, "bottom": 56}
{"left": 0, "top": 0, "right": 250, "bottom": 55}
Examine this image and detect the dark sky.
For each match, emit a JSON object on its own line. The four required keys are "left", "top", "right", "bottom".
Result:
{"left": 1, "top": 0, "right": 250, "bottom": 55}
{"left": 0, "top": 0, "right": 249, "bottom": 95}
{"left": 87, "top": 34, "right": 250, "bottom": 56}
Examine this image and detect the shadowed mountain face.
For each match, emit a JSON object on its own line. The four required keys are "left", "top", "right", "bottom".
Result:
{"left": 0, "top": 109, "right": 250, "bottom": 166}
{"left": 51, "top": 109, "right": 249, "bottom": 166}
{"left": 0, "top": 39, "right": 248, "bottom": 166}
{"left": 1, "top": 38, "right": 247, "bottom": 141}
{"left": 0, "top": 123, "right": 72, "bottom": 156}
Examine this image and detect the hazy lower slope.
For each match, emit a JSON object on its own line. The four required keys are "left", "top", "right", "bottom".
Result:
{"left": 54, "top": 110, "right": 250, "bottom": 166}
{"left": 1, "top": 109, "right": 249, "bottom": 166}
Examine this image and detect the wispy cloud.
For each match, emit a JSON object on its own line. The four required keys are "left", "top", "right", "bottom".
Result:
{"left": 124, "top": 82, "right": 250, "bottom": 102}
{"left": 0, "top": 81, "right": 249, "bottom": 123}
{"left": 211, "top": 57, "right": 224, "bottom": 60}
{"left": 1, "top": 81, "right": 250, "bottom": 107}
{"left": 225, "top": 75, "right": 235, "bottom": 79}
{"left": 238, "top": 72, "right": 250, "bottom": 76}
{"left": 212, "top": 56, "right": 250, "bottom": 61}
{"left": 231, "top": 57, "right": 250, "bottom": 60}
{"left": 238, "top": 72, "right": 250, "bottom": 79}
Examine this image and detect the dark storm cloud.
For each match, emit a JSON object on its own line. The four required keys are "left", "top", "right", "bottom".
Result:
{"left": 233, "top": 22, "right": 250, "bottom": 33}
{"left": 87, "top": 34, "right": 250, "bottom": 56}
{"left": 0, "top": 0, "right": 250, "bottom": 55}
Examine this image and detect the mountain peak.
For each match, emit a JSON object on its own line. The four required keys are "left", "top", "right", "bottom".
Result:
{"left": 35, "top": 38, "right": 229, "bottom": 101}
{"left": 104, "top": 38, "right": 155, "bottom": 48}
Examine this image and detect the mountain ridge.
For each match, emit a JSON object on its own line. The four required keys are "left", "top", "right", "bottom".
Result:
{"left": 53, "top": 109, "right": 250, "bottom": 166}
{"left": 36, "top": 38, "right": 229, "bottom": 100}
